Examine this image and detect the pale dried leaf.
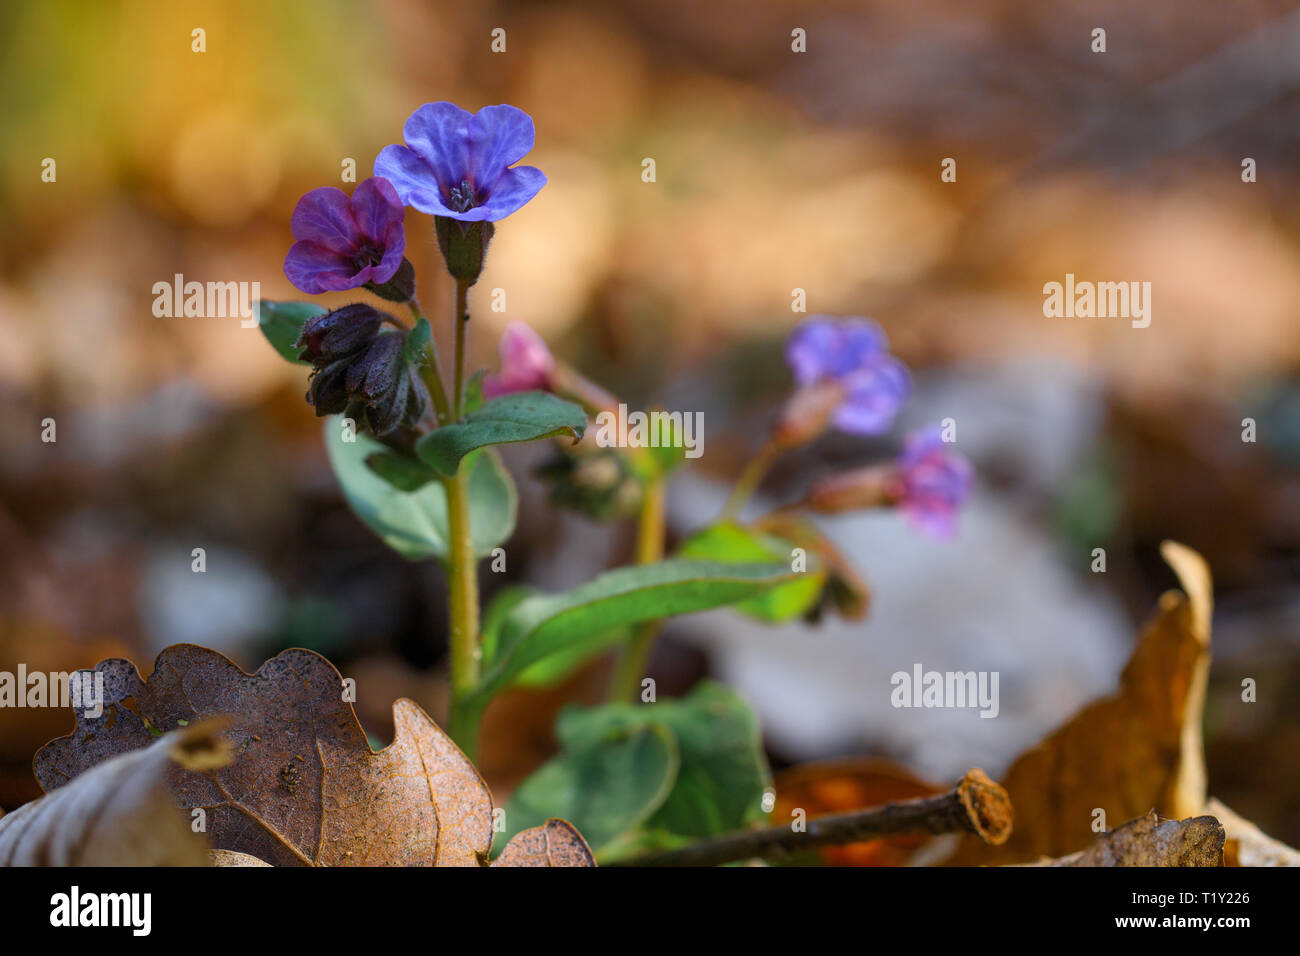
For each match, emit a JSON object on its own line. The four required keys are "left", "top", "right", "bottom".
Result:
{"left": 1206, "top": 797, "right": 1300, "bottom": 867}
{"left": 0, "top": 722, "right": 230, "bottom": 866}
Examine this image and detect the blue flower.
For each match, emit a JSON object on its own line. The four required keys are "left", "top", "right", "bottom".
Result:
{"left": 374, "top": 102, "right": 546, "bottom": 222}
{"left": 784, "top": 317, "right": 910, "bottom": 435}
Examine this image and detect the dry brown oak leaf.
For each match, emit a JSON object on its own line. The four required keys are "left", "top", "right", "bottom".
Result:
{"left": 0, "top": 722, "right": 231, "bottom": 866}
{"left": 950, "top": 541, "right": 1212, "bottom": 865}
{"left": 1032, "top": 811, "right": 1225, "bottom": 867}
{"left": 32, "top": 644, "right": 593, "bottom": 867}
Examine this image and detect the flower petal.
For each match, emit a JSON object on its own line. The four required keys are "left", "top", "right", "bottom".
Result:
{"left": 836, "top": 318, "right": 889, "bottom": 372}
{"left": 833, "top": 356, "right": 911, "bottom": 435}
{"left": 290, "top": 187, "right": 360, "bottom": 254}
{"left": 284, "top": 241, "right": 363, "bottom": 294}
{"left": 401, "top": 101, "right": 472, "bottom": 196}
{"left": 374, "top": 145, "right": 457, "bottom": 216}
{"left": 467, "top": 105, "right": 537, "bottom": 189}
{"left": 784, "top": 317, "right": 840, "bottom": 385}
{"left": 372, "top": 233, "right": 405, "bottom": 284}
{"left": 475, "top": 165, "right": 546, "bottom": 221}
{"left": 352, "top": 177, "right": 404, "bottom": 244}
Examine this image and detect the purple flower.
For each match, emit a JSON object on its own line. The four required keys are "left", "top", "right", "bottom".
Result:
{"left": 374, "top": 102, "right": 546, "bottom": 222}
{"left": 483, "top": 321, "right": 556, "bottom": 398}
{"left": 784, "top": 317, "right": 910, "bottom": 435}
{"left": 284, "top": 178, "right": 406, "bottom": 294}
{"left": 890, "top": 425, "right": 973, "bottom": 538}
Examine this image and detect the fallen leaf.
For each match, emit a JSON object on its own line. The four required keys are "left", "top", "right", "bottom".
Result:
{"left": 1031, "top": 811, "right": 1224, "bottom": 867}
{"left": 33, "top": 644, "right": 593, "bottom": 866}
{"left": 950, "top": 540, "right": 1212, "bottom": 864}
{"left": 489, "top": 819, "right": 596, "bottom": 867}
{"left": 1207, "top": 798, "right": 1300, "bottom": 867}
{"left": 0, "top": 722, "right": 231, "bottom": 866}
{"left": 210, "top": 849, "right": 272, "bottom": 866}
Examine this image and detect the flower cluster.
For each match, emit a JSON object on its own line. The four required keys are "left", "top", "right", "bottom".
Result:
{"left": 296, "top": 304, "right": 429, "bottom": 437}
{"left": 281, "top": 102, "right": 548, "bottom": 440}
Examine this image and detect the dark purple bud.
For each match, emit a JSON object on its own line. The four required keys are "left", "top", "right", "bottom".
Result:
{"left": 346, "top": 332, "right": 405, "bottom": 399}
{"left": 297, "top": 303, "right": 383, "bottom": 364}
{"left": 305, "top": 358, "right": 353, "bottom": 416}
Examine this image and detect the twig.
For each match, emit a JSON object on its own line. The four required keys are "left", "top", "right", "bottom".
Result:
{"left": 618, "top": 768, "right": 1012, "bottom": 867}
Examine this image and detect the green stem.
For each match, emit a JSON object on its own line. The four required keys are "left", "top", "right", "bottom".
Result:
{"left": 407, "top": 299, "right": 452, "bottom": 425}
{"left": 427, "top": 283, "right": 481, "bottom": 758}
{"left": 719, "top": 439, "right": 780, "bottom": 522}
{"left": 608, "top": 477, "right": 666, "bottom": 703}
{"left": 442, "top": 461, "right": 481, "bottom": 758}
{"left": 452, "top": 280, "right": 469, "bottom": 418}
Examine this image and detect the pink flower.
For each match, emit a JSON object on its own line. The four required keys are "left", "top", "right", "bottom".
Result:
{"left": 482, "top": 321, "right": 556, "bottom": 398}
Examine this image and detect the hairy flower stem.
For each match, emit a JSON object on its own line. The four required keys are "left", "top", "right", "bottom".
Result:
{"left": 432, "top": 282, "right": 481, "bottom": 757}
{"left": 406, "top": 299, "right": 452, "bottom": 425}
{"left": 443, "top": 465, "right": 481, "bottom": 758}
{"left": 453, "top": 280, "right": 470, "bottom": 416}
{"left": 719, "top": 439, "right": 781, "bottom": 521}
{"left": 608, "top": 477, "right": 666, "bottom": 703}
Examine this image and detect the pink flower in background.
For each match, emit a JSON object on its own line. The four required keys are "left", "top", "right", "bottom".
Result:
{"left": 483, "top": 321, "right": 557, "bottom": 397}
{"left": 890, "top": 424, "right": 973, "bottom": 538}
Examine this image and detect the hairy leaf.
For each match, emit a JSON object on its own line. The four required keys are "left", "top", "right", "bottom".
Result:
{"left": 474, "top": 560, "right": 800, "bottom": 703}
{"left": 326, "top": 419, "right": 516, "bottom": 560}
{"left": 416, "top": 391, "right": 586, "bottom": 475}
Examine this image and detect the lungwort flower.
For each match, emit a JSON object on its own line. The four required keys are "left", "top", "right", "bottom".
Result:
{"left": 483, "top": 321, "right": 556, "bottom": 398}
{"left": 782, "top": 316, "right": 910, "bottom": 437}
{"left": 283, "top": 178, "right": 407, "bottom": 295}
{"left": 374, "top": 103, "right": 546, "bottom": 222}
{"left": 889, "top": 424, "right": 973, "bottom": 538}
{"left": 296, "top": 304, "right": 430, "bottom": 437}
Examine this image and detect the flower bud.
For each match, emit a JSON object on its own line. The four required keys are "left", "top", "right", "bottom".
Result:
{"left": 297, "top": 303, "right": 383, "bottom": 364}
{"left": 300, "top": 310, "right": 430, "bottom": 437}
{"left": 771, "top": 381, "right": 845, "bottom": 450}
{"left": 804, "top": 465, "right": 896, "bottom": 514}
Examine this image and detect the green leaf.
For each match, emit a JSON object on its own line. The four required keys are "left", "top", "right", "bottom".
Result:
{"left": 364, "top": 452, "right": 439, "bottom": 492}
{"left": 415, "top": 391, "right": 586, "bottom": 475}
{"left": 258, "top": 300, "right": 324, "bottom": 364}
{"left": 402, "top": 316, "right": 431, "bottom": 364}
{"left": 643, "top": 682, "right": 771, "bottom": 839}
{"left": 500, "top": 719, "right": 678, "bottom": 856}
{"left": 324, "top": 418, "right": 517, "bottom": 560}
{"left": 677, "top": 522, "right": 825, "bottom": 622}
{"left": 473, "top": 559, "right": 799, "bottom": 703}
{"left": 503, "top": 683, "right": 771, "bottom": 859}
